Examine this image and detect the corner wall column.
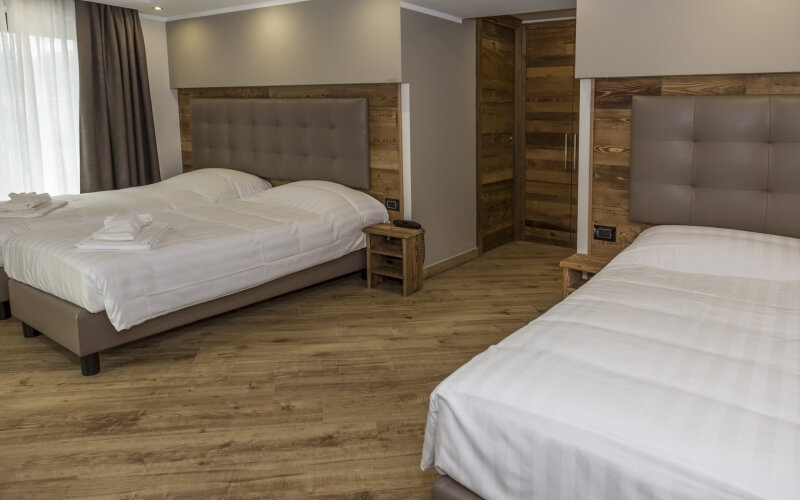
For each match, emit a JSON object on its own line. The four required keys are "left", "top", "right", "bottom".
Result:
{"left": 576, "top": 78, "right": 594, "bottom": 254}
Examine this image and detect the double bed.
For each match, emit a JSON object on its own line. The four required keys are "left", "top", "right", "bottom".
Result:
{"left": 423, "top": 95, "right": 800, "bottom": 499}
{"left": 3, "top": 97, "right": 388, "bottom": 375}
{"left": 0, "top": 168, "right": 272, "bottom": 319}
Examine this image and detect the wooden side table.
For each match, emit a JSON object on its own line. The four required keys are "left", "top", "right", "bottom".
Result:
{"left": 559, "top": 253, "right": 611, "bottom": 298}
{"left": 363, "top": 224, "right": 423, "bottom": 296}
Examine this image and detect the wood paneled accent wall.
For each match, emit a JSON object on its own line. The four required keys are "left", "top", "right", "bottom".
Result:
{"left": 178, "top": 84, "right": 403, "bottom": 219}
{"left": 591, "top": 73, "right": 800, "bottom": 258}
{"left": 476, "top": 18, "right": 518, "bottom": 252}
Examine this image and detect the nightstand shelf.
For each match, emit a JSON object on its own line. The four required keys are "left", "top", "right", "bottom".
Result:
{"left": 559, "top": 253, "right": 611, "bottom": 298}
{"left": 372, "top": 264, "right": 404, "bottom": 280}
{"left": 369, "top": 239, "right": 404, "bottom": 258}
{"left": 363, "top": 223, "right": 423, "bottom": 296}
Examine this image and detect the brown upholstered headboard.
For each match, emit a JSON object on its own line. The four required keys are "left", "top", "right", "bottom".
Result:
{"left": 190, "top": 98, "right": 370, "bottom": 189}
{"left": 630, "top": 95, "right": 800, "bottom": 238}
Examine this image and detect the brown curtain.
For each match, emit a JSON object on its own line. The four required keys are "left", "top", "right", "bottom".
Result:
{"left": 75, "top": 0, "right": 160, "bottom": 192}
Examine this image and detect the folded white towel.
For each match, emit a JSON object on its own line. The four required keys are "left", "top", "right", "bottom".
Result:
{"left": 92, "top": 214, "right": 153, "bottom": 241}
{"left": 0, "top": 200, "right": 67, "bottom": 218}
{"left": 76, "top": 222, "right": 169, "bottom": 251}
{"left": 1, "top": 192, "right": 52, "bottom": 211}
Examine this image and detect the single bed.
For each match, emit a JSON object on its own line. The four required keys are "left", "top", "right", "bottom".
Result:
{"left": 0, "top": 168, "right": 271, "bottom": 319}
{"left": 423, "top": 225, "right": 800, "bottom": 499}
{"left": 423, "top": 95, "right": 800, "bottom": 499}
{"left": 5, "top": 97, "right": 380, "bottom": 375}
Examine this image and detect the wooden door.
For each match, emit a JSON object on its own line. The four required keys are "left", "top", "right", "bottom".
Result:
{"left": 477, "top": 18, "right": 518, "bottom": 253}
{"left": 523, "top": 20, "right": 578, "bottom": 247}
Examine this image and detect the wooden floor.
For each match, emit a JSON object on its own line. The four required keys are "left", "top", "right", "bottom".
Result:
{"left": 0, "top": 242, "right": 571, "bottom": 499}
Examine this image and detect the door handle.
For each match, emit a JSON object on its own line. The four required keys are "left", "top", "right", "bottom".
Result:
{"left": 564, "top": 134, "right": 568, "bottom": 171}
{"left": 572, "top": 133, "right": 578, "bottom": 171}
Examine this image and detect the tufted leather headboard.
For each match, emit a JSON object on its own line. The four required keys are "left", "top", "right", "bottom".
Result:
{"left": 630, "top": 95, "right": 800, "bottom": 238}
{"left": 190, "top": 98, "right": 370, "bottom": 189}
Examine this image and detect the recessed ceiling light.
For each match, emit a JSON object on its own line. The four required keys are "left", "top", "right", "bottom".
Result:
{"left": 153, "top": 5, "right": 163, "bottom": 11}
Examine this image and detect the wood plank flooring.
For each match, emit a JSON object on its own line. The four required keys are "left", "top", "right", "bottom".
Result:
{"left": 0, "top": 242, "right": 570, "bottom": 499}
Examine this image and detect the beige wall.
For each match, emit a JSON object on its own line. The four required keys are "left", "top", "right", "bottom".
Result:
{"left": 140, "top": 17, "right": 182, "bottom": 179}
{"left": 576, "top": 0, "right": 800, "bottom": 78}
{"left": 401, "top": 9, "right": 476, "bottom": 265}
{"left": 166, "top": 0, "right": 401, "bottom": 88}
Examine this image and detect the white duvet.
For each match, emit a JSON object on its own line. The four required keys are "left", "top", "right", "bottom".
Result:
{"left": 422, "top": 226, "right": 800, "bottom": 500}
{"left": 0, "top": 168, "right": 271, "bottom": 266}
{"left": 3, "top": 181, "right": 388, "bottom": 331}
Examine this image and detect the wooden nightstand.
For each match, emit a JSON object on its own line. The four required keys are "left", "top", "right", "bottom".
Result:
{"left": 559, "top": 253, "right": 611, "bottom": 298}
{"left": 363, "top": 223, "right": 423, "bottom": 296}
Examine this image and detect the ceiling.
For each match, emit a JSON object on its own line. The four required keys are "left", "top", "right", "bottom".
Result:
{"left": 95, "top": 0, "right": 576, "bottom": 22}
{"left": 402, "top": 0, "right": 575, "bottom": 20}
{"left": 95, "top": 0, "right": 310, "bottom": 20}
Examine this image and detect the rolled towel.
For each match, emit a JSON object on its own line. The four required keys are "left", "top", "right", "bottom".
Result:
{"left": 93, "top": 214, "right": 153, "bottom": 241}
{"left": 1, "top": 192, "right": 52, "bottom": 211}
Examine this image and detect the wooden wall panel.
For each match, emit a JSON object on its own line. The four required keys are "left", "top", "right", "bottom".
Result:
{"left": 178, "top": 84, "right": 403, "bottom": 220}
{"left": 590, "top": 73, "right": 800, "bottom": 258}
{"left": 477, "top": 19, "right": 518, "bottom": 252}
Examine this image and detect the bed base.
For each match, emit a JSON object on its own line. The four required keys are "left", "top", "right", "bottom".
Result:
{"left": 1, "top": 268, "right": 9, "bottom": 320}
{"left": 21, "top": 315, "right": 99, "bottom": 375}
{"left": 10, "top": 251, "right": 365, "bottom": 376}
{"left": 432, "top": 477, "right": 483, "bottom": 500}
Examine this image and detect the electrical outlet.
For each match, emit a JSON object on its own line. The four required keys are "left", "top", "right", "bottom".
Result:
{"left": 593, "top": 224, "right": 617, "bottom": 242}
{"left": 385, "top": 198, "right": 400, "bottom": 211}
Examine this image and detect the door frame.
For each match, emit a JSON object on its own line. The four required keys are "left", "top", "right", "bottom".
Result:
{"left": 513, "top": 19, "right": 526, "bottom": 242}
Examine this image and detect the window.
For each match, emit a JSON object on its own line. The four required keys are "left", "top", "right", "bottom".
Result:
{"left": 0, "top": 0, "right": 80, "bottom": 198}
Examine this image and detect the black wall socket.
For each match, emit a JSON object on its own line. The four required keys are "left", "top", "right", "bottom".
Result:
{"left": 385, "top": 198, "right": 400, "bottom": 211}
{"left": 593, "top": 224, "right": 617, "bottom": 242}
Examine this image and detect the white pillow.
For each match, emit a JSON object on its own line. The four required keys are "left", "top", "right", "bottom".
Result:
{"left": 610, "top": 225, "right": 800, "bottom": 281}
{"left": 246, "top": 180, "right": 389, "bottom": 230}
{"left": 161, "top": 168, "right": 271, "bottom": 202}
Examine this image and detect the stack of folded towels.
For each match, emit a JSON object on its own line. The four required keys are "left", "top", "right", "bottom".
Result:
{"left": 76, "top": 214, "right": 169, "bottom": 251}
{"left": 0, "top": 192, "right": 67, "bottom": 218}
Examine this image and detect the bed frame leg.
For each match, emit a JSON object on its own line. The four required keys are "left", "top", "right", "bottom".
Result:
{"left": 80, "top": 353, "right": 100, "bottom": 376}
{"left": 0, "top": 301, "right": 10, "bottom": 320}
{"left": 22, "top": 323, "right": 42, "bottom": 338}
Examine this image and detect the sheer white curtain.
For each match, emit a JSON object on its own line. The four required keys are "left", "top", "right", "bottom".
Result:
{"left": 0, "top": 0, "right": 80, "bottom": 199}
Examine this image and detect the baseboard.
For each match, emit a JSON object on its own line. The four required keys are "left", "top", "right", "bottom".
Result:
{"left": 423, "top": 248, "right": 480, "bottom": 279}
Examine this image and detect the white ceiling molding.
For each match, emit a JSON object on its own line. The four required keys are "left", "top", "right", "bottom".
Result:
{"left": 107, "top": 0, "right": 577, "bottom": 23}
{"left": 400, "top": 2, "right": 462, "bottom": 24}
{"left": 400, "top": 0, "right": 575, "bottom": 20}
{"left": 162, "top": 0, "right": 309, "bottom": 21}
{"left": 522, "top": 16, "right": 575, "bottom": 23}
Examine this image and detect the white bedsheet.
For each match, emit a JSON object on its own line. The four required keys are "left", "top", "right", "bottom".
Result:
{"left": 422, "top": 226, "right": 800, "bottom": 500}
{"left": 0, "top": 168, "right": 271, "bottom": 266}
{"left": 4, "top": 181, "right": 388, "bottom": 331}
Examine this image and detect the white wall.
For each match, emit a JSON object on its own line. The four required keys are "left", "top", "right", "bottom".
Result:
{"left": 401, "top": 9, "right": 476, "bottom": 265}
{"left": 166, "top": 0, "right": 402, "bottom": 88}
{"left": 157, "top": 3, "right": 477, "bottom": 265}
{"left": 140, "top": 17, "right": 182, "bottom": 179}
{"left": 576, "top": 0, "right": 800, "bottom": 78}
